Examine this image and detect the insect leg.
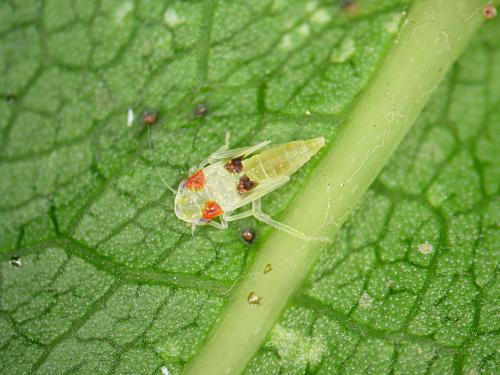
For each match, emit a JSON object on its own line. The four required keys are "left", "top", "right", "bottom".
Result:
{"left": 223, "top": 210, "right": 253, "bottom": 222}
{"left": 251, "top": 200, "right": 331, "bottom": 243}
{"left": 147, "top": 126, "right": 177, "bottom": 194}
{"left": 209, "top": 217, "right": 228, "bottom": 230}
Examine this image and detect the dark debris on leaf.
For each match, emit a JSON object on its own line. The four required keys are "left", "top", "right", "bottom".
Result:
{"left": 142, "top": 111, "right": 158, "bottom": 125}
{"left": 10, "top": 255, "right": 22, "bottom": 267}
{"left": 194, "top": 104, "right": 208, "bottom": 117}
{"left": 483, "top": 4, "right": 497, "bottom": 19}
{"left": 5, "top": 93, "right": 17, "bottom": 104}
{"left": 341, "top": 0, "right": 358, "bottom": 16}
{"left": 241, "top": 228, "right": 256, "bottom": 243}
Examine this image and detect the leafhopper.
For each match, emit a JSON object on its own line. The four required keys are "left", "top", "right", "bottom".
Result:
{"left": 171, "top": 134, "right": 329, "bottom": 242}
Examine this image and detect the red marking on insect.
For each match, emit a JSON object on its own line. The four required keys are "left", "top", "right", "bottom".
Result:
{"left": 202, "top": 201, "right": 224, "bottom": 220}
{"left": 186, "top": 169, "right": 205, "bottom": 190}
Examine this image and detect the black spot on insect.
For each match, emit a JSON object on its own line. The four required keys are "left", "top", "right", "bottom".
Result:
{"left": 142, "top": 111, "right": 157, "bottom": 125}
{"left": 194, "top": 104, "right": 208, "bottom": 117}
{"left": 241, "top": 228, "right": 256, "bottom": 243}
{"left": 225, "top": 157, "right": 243, "bottom": 174}
{"left": 10, "top": 255, "right": 22, "bottom": 267}
{"left": 237, "top": 175, "right": 257, "bottom": 194}
{"left": 483, "top": 4, "right": 497, "bottom": 19}
{"left": 341, "top": 0, "right": 358, "bottom": 16}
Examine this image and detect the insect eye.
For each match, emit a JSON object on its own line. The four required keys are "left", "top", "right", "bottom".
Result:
{"left": 202, "top": 201, "right": 224, "bottom": 219}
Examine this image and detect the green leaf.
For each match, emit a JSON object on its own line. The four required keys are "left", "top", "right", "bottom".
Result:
{"left": 0, "top": 1, "right": 498, "bottom": 375}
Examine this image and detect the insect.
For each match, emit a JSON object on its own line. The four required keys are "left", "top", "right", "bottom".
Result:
{"left": 171, "top": 134, "right": 330, "bottom": 242}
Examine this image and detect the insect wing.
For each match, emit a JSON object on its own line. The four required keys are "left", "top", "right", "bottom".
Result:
{"left": 208, "top": 141, "right": 271, "bottom": 164}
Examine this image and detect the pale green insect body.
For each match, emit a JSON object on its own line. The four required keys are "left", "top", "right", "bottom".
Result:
{"left": 242, "top": 138, "right": 325, "bottom": 182}
{"left": 173, "top": 137, "right": 328, "bottom": 242}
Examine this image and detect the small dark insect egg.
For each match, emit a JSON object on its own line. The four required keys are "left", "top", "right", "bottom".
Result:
{"left": 194, "top": 104, "right": 208, "bottom": 117}
{"left": 483, "top": 4, "right": 497, "bottom": 19}
{"left": 241, "top": 228, "right": 255, "bottom": 243}
{"left": 142, "top": 111, "right": 157, "bottom": 125}
{"left": 10, "top": 255, "right": 22, "bottom": 267}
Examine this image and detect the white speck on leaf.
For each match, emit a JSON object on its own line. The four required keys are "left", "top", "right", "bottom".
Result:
{"left": 269, "top": 325, "right": 326, "bottom": 368}
{"left": 164, "top": 9, "right": 184, "bottom": 28}
{"left": 160, "top": 367, "right": 170, "bottom": 375}
{"left": 279, "top": 34, "right": 293, "bottom": 50}
{"left": 115, "top": 1, "right": 133, "bottom": 24}
{"left": 311, "top": 9, "right": 331, "bottom": 25}
{"left": 359, "top": 292, "right": 373, "bottom": 308}
{"left": 331, "top": 37, "right": 356, "bottom": 63}
{"left": 418, "top": 242, "right": 433, "bottom": 254}
{"left": 384, "top": 11, "right": 405, "bottom": 33}
{"left": 298, "top": 23, "right": 310, "bottom": 36}
{"left": 306, "top": 1, "right": 318, "bottom": 12}
{"left": 127, "top": 108, "right": 134, "bottom": 127}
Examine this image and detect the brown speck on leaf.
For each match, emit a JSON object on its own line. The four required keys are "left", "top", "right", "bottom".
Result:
{"left": 342, "top": 0, "right": 358, "bottom": 16}
{"left": 142, "top": 111, "right": 157, "bottom": 125}
{"left": 264, "top": 263, "right": 273, "bottom": 273}
{"left": 241, "top": 228, "right": 255, "bottom": 243}
{"left": 194, "top": 104, "right": 208, "bottom": 117}
{"left": 10, "top": 255, "right": 22, "bottom": 267}
{"left": 237, "top": 175, "right": 257, "bottom": 193}
{"left": 247, "top": 291, "right": 263, "bottom": 306}
{"left": 225, "top": 158, "right": 243, "bottom": 174}
{"left": 483, "top": 4, "right": 497, "bottom": 19}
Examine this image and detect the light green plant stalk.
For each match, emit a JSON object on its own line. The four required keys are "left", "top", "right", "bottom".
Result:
{"left": 185, "top": 0, "right": 492, "bottom": 374}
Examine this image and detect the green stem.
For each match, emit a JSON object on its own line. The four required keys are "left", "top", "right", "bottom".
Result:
{"left": 184, "top": 1, "right": 489, "bottom": 374}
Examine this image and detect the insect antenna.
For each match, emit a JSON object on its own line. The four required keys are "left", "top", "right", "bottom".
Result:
{"left": 147, "top": 126, "right": 177, "bottom": 195}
